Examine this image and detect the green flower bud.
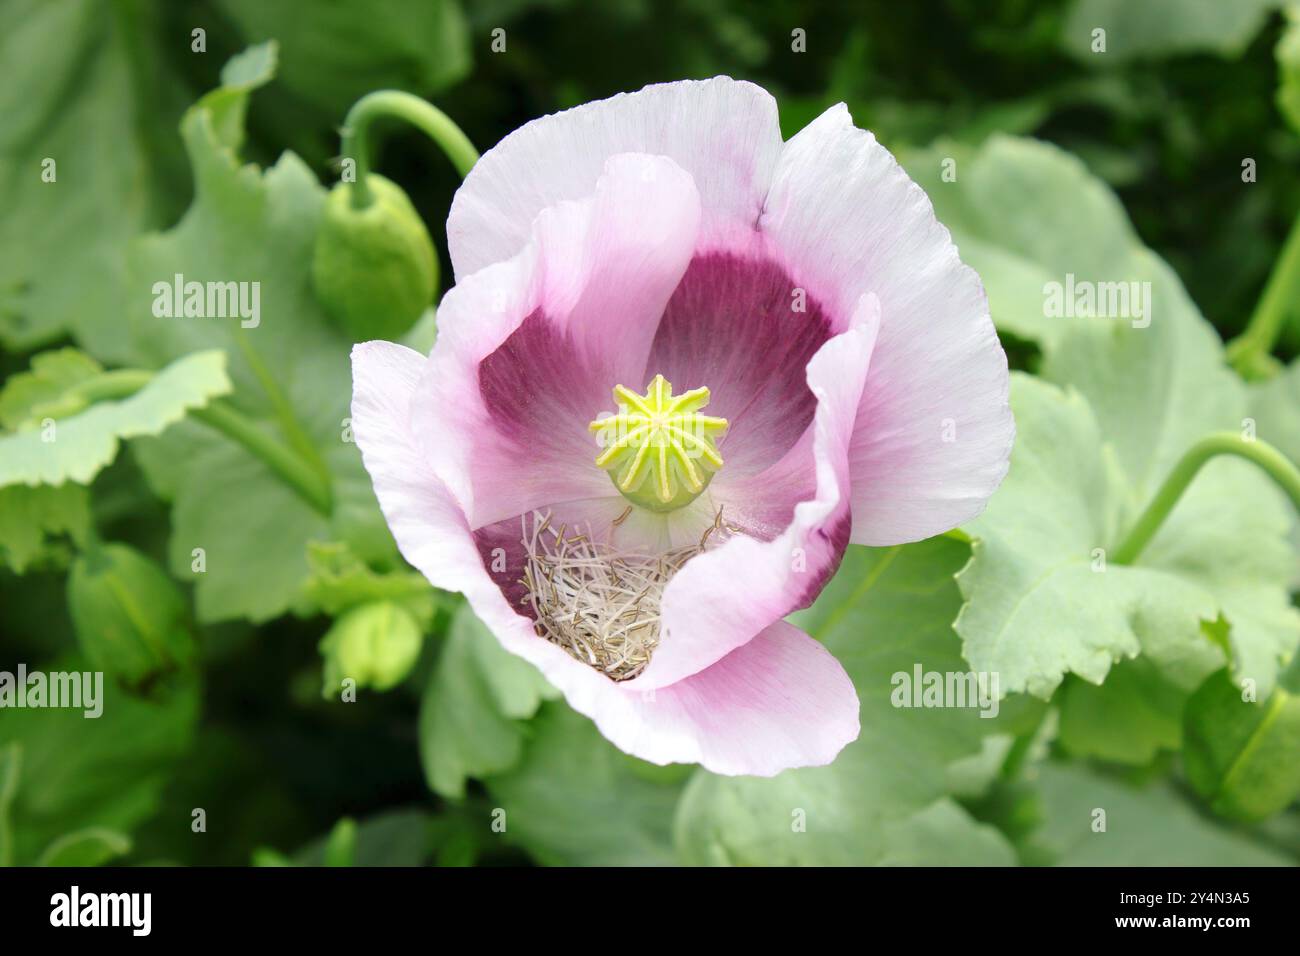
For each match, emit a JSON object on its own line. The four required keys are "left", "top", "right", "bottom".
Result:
{"left": 319, "top": 600, "right": 422, "bottom": 696}
{"left": 67, "top": 544, "right": 193, "bottom": 689}
{"left": 312, "top": 174, "right": 437, "bottom": 341}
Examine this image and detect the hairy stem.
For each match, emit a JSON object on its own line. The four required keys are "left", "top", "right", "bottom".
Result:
{"left": 340, "top": 90, "right": 479, "bottom": 208}
{"left": 1113, "top": 432, "right": 1300, "bottom": 565}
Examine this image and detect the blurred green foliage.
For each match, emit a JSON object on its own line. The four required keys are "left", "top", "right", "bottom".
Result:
{"left": 2, "top": 0, "right": 1300, "bottom": 867}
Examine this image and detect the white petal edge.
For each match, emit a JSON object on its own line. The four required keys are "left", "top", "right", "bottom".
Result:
{"left": 447, "top": 77, "right": 782, "bottom": 280}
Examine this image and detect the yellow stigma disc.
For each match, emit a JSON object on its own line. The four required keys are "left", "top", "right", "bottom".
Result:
{"left": 588, "top": 374, "right": 728, "bottom": 513}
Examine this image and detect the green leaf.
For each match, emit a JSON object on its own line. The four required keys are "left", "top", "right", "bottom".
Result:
{"left": 216, "top": 0, "right": 471, "bottom": 116}
{"left": 1253, "top": 360, "right": 1300, "bottom": 467}
{"left": 0, "top": 484, "right": 91, "bottom": 573}
{"left": 959, "top": 374, "right": 1217, "bottom": 702}
{"left": 0, "top": 0, "right": 188, "bottom": 352}
{"left": 0, "top": 350, "right": 232, "bottom": 489}
{"left": 1280, "top": 5, "right": 1300, "bottom": 134}
{"left": 323, "top": 817, "right": 357, "bottom": 867}
{"left": 125, "top": 56, "right": 335, "bottom": 389}
{"left": 125, "top": 49, "right": 396, "bottom": 623}
{"left": 67, "top": 543, "right": 194, "bottom": 689}
{"left": 1250, "top": 358, "right": 1300, "bottom": 584}
{"left": 0, "top": 348, "right": 102, "bottom": 430}
{"left": 1057, "top": 658, "right": 1185, "bottom": 765}
{"left": 141, "top": 404, "right": 395, "bottom": 626}
{"left": 1061, "top": 0, "right": 1283, "bottom": 62}
{"left": 341, "top": 810, "right": 432, "bottom": 867}
{"left": 294, "top": 541, "right": 440, "bottom": 628}
{"left": 1048, "top": 279, "right": 1299, "bottom": 696}
{"left": 959, "top": 258, "right": 1300, "bottom": 699}
{"left": 284, "top": 809, "right": 434, "bottom": 867}
{"left": 1027, "top": 762, "right": 1291, "bottom": 865}
{"left": 878, "top": 799, "right": 1019, "bottom": 866}
{"left": 0, "top": 660, "right": 198, "bottom": 865}
{"left": 201, "top": 41, "right": 278, "bottom": 153}
{"left": 36, "top": 827, "right": 131, "bottom": 867}
{"left": 0, "top": 742, "right": 19, "bottom": 867}
{"left": 672, "top": 539, "right": 1037, "bottom": 866}
{"left": 419, "top": 605, "right": 558, "bottom": 798}
{"left": 904, "top": 136, "right": 1142, "bottom": 350}
{"left": 250, "top": 848, "right": 293, "bottom": 867}
{"left": 486, "top": 704, "right": 686, "bottom": 866}
{"left": 1184, "top": 668, "right": 1300, "bottom": 821}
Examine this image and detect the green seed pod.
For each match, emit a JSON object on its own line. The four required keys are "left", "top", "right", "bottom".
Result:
{"left": 319, "top": 600, "right": 422, "bottom": 697}
{"left": 312, "top": 174, "right": 437, "bottom": 341}
{"left": 67, "top": 543, "right": 193, "bottom": 689}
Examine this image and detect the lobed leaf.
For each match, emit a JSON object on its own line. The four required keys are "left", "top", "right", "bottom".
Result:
{"left": 0, "top": 350, "right": 231, "bottom": 489}
{"left": 672, "top": 539, "right": 1039, "bottom": 865}
{"left": 418, "top": 605, "right": 558, "bottom": 799}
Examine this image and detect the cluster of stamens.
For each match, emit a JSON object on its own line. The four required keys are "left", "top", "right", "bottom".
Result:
{"left": 519, "top": 507, "right": 738, "bottom": 681}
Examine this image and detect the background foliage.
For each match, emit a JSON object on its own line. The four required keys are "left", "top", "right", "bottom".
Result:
{"left": 2, "top": 0, "right": 1299, "bottom": 866}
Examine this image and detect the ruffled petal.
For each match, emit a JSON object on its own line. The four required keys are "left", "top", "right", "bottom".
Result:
{"left": 759, "top": 105, "right": 1014, "bottom": 544}
{"left": 352, "top": 340, "right": 857, "bottom": 776}
{"left": 627, "top": 297, "right": 881, "bottom": 690}
{"left": 448, "top": 77, "right": 782, "bottom": 279}
{"left": 585, "top": 619, "right": 860, "bottom": 776}
{"left": 352, "top": 340, "right": 634, "bottom": 699}
{"left": 418, "top": 152, "right": 702, "bottom": 530}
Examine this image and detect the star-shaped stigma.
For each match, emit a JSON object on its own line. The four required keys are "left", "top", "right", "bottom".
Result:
{"left": 588, "top": 374, "right": 729, "bottom": 512}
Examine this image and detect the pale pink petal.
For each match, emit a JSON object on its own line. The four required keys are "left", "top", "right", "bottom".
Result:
{"left": 351, "top": 340, "right": 641, "bottom": 698}
{"left": 642, "top": 249, "right": 835, "bottom": 479}
{"left": 582, "top": 619, "right": 860, "bottom": 777}
{"left": 759, "top": 104, "right": 1014, "bottom": 544}
{"left": 417, "top": 152, "right": 702, "bottom": 531}
{"left": 625, "top": 296, "right": 881, "bottom": 691}
{"left": 352, "top": 340, "right": 857, "bottom": 776}
{"left": 447, "top": 77, "right": 782, "bottom": 279}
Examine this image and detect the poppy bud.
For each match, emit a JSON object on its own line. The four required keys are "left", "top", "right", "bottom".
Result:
{"left": 67, "top": 544, "right": 193, "bottom": 689}
{"left": 312, "top": 175, "right": 437, "bottom": 341}
{"left": 319, "top": 600, "right": 422, "bottom": 696}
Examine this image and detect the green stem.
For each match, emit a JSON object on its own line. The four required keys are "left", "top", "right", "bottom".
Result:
{"left": 341, "top": 90, "right": 479, "bottom": 208}
{"left": 54, "top": 369, "right": 332, "bottom": 517}
{"left": 191, "top": 404, "right": 333, "bottom": 515}
{"left": 1113, "top": 432, "right": 1300, "bottom": 565}
{"left": 999, "top": 705, "right": 1049, "bottom": 783}
{"left": 232, "top": 334, "right": 330, "bottom": 493}
{"left": 1227, "top": 211, "right": 1300, "bottom": 380}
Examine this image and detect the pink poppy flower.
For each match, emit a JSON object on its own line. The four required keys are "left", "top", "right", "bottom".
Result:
{"left": 351, "top": 78, "right": 1012, "bottom": 776}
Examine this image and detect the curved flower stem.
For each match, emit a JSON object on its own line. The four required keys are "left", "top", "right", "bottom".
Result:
{"left": 58, "top": 370, "right": 333, "bottom": 517}
{"left": 190, "top": 404, "right": 333, "bottom": 516}
{"left": 340, "top": 90, "right": 479, "bottom": 208}
{"left": 232, "top": 334, "right": 330, "bottom": 496}
{"left": 1112, "top": 432, "right": 1300, "bottom": 565}
{"left": 1226, "top": 212, "right": 1300, "bottom": 381}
